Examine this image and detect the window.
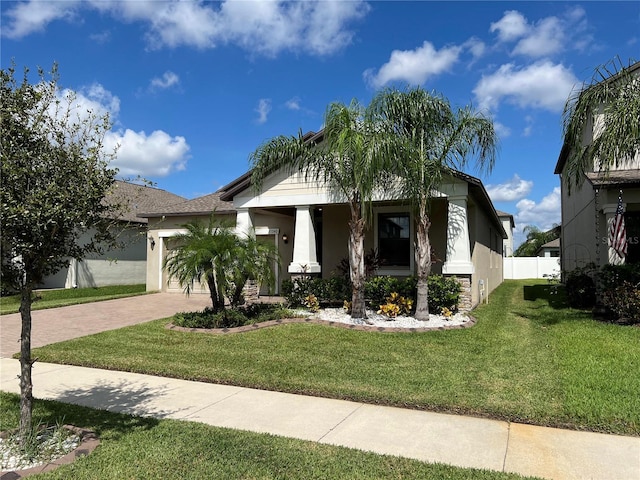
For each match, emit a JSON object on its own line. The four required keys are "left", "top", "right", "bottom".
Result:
{"left": 377, "top": 213, "right": 410, "bottom": 267}
{"left": 626, "top": 212, "right": 640, "bottom": 264}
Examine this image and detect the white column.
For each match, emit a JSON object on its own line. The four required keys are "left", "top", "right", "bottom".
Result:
{"left": 289, "top": 205, "right": 321, "bottom": 274}
{"left": 602, "top": 203, "right": 625, "bottom": 265}
{"left": 235, "top": 208, "right": 254, "bottom": 238}
{"left": 442, "top": 195, "right": 475, "bottom": 275}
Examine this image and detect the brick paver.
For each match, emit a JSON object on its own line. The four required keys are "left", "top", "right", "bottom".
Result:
{"left": 0, "top": 293, "right": 212, "bottom": 357}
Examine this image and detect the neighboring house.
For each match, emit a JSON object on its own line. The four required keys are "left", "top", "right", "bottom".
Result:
{"left": 496, "top": 210, "right": 515, "bottom": 257}
{"left": 141, "top": 133, "right": 507, "bottom": 310}
{"left": 39, "top": 181, "right": 185, "bottom": 289}
{"left": 554, "top": 61, "right": 640, "bottom": 272}
{"left": 537, "top": 238, "right": 560, "bottom": 258}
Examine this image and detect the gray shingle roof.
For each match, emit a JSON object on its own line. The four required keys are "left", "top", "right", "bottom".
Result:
{"left": 107, "top": 181, "right": 186, "bottom": 223}
{"left": 586, "top": 169, "right": 640, "bottom": 186}
{"left": 138, "top": 191, "right": 236, "bottom": 218}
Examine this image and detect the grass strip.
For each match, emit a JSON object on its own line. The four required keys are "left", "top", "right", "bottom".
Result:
{"left": 0, "top": 285, "right": 148, "bottom": 315}
{"left": 0, "top": 392, "right": 535, "bottom": 479}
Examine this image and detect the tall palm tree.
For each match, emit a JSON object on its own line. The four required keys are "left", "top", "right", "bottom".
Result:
{"left": 250, "top": 100, "right": 392, "bottom": 319}
{"left": 372, "top": 87, "right": 497, "bottom": 320}
{"left": 163, "top": 216, "right": 278, "bottom": 312}
{"left": 562, "top": 58, "right": 639, "bottom": 189}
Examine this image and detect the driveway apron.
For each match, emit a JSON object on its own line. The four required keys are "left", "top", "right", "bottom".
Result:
{"left": 0, "top": 293, "right": 212, "bottom": 357}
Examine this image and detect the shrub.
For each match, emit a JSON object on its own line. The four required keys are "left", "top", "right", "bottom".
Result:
{"left": 427, "top": 275, "right": 461, "bottom": 313}
{"left": 377, "top": 292, "right": 413, "bottom": 318}
{"left": 599, "top": 264, "right": 640, "bottom": 323}
{"left": 282, "top": 275, "right": 350, "bottom": 307}
{"left": 173, "top": 304, "right": 298, "bottom": 329}
{"left": 564, "top": 264, "right": 596, "bottom": 309}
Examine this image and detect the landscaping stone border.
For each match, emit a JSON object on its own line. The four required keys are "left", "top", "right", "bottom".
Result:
{"left": 1, "top": 426, "right": 99, "bottom": 480}
{"left": 166, "top": 315, "right": 476, "bottom": 334}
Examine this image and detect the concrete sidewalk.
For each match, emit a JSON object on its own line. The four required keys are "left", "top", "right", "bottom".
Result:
{"left": 1, "top": 358, "right": 638, "bottom": 480}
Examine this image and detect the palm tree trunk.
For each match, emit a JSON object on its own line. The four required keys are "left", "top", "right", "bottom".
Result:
{"left": 206, "top": 273, "right": 223, "bottom": 313}
{"left": 414, "top": 204, "right": 432, "bottom": 321}
{"left": 349, "top": 214, "right": 367, "bottom": 319}
{"left": 19, "top": 279, "right": 34, "bottom": 444}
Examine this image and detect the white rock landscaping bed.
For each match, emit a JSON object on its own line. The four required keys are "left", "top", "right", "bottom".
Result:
{"left": 311, "top": 308, "right": 470, "bottom": 329}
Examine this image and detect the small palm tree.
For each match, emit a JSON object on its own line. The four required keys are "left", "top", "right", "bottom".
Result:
{"left": 250, "top": 100, "right": 392, "bottom": 319}
{"left": 163, "top": 216, "right": 278, "bottom": 312}
{"left": 372, "top": 87, "right": 497, "bottom": 320}
{"left": 562, "top": 57, "right": 639, "bottom": 189}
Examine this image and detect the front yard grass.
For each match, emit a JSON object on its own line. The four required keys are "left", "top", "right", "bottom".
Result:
{"left": 0, "top": 392, "right": 534, "bottom": 479}
{"left": 30, "top": 280, "right": 640, "bottom": 436}
{"left": 0, "top": 284, "right": 148, "bottom": 315}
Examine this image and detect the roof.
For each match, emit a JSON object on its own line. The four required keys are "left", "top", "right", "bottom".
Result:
{"left": 586, "top": 169, "right": 640, "bottom": 187}
{"left": 107, "top": 181, "right": 186, "bottom": 223}
{"left": 539, "top": 238, "right": 560, "bottom": 249}
{"left": 138, "top": 191, "right": 236, "bottom": 218}
{"left": 495, "top": 209, "right": 515, "bottom": 229}
{"left": 554, "top": 60, "right": 640, "bottom": 175}
{"left": 218, "top": 130, "right": 507, "bottom": 239}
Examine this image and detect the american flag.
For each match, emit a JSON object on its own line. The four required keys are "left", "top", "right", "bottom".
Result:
{"left": 609, "top": 190, "right": 627, "bottom": 258}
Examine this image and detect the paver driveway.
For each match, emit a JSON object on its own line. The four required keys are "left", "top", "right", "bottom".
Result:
{"left": 0, "top": 293, "right": 212, "bottom": 357}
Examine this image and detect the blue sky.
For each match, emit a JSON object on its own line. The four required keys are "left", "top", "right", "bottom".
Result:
{"left": 2, "top": 1, "right": 639, "bottom": 246}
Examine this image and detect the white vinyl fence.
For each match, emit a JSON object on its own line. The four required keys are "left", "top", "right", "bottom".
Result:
{"left": 503, "top": 257, "right": 560, "bottom": 280}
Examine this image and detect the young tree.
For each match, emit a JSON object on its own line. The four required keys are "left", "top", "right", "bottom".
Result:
{"left": 513, "top": 225, "right": 560, "bottom": 257}
{"left": 1, "top": 64, "right": 123, "bottom": 442}
{"left": 249, "top": 101, "right": 392, "bottom": 319}
{"left": 371, "top": 87, "right": 497, "bottom": 320}
{"left": 163, "top": 216, "right": 278, "bottom": 312}
{"left": 562, "top": 58, "right": 640, "bottom": 188}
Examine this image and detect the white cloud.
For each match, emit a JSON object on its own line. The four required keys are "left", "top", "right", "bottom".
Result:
{"left": 285, "top": 97, "right": 301, "bottom": 111}
{"left": 489, "top": 7, "right": 590, "bottom": 58}
{"left": 363, "top": 41, "right": 462, "bottom": 88}
{"left": 2, "top": 0, "right": 369, "bottom": 56}
{"left": 50, "top": 82, "right": 189, "bottom": 177}
{"left": 493, "top": 121, "right": 511, "bottom": 138}
{"left": 473, "top": 61, "right": 578, "bottom": 113}
{"left": 486, "top": 174, "right": 533, "bottom": 202}
{"left": 514, "top": 187, "right": 561, "bottom": 231}
{"left": 522, "top": 115, "right": 534, "bottom": 137}
{"left": 490, "top": 10, "right": 528, "bottom": 42}
{"left": 462, "top": 37, "right": 486, "bottom": 60}
{"left": 255, "top": 98, "right": 271, "bottom": 124}
{"left": 1, "top": 0, "right": 80, "bottom": 38}
{"left": 150, "top": 71, "right": 180, "bottom": 90}
{"left": 105, "top": 129, "right": 189, "bottom": 177}
{"left": 89, "top": 30, "right": 110, "bottom": 44}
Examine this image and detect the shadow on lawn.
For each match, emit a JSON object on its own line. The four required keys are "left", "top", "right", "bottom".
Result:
{"left": 523, "top": 284, "right": 569, "bottom": 309}
{"left": 520, "top": 284, "right": 593, "bottom": 326}
{"left": 1, "top": 389, "right": 160, "bottom": 442}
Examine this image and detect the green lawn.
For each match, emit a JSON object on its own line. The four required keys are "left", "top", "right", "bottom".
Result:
{"left": 30, "top": 280, "right": 640, "bottom": 436}
{"left": 0, "top": 393, "right": 535, "bottom": 479}
{"left": 0, "top": 285, "right": 148, "bottom": 315}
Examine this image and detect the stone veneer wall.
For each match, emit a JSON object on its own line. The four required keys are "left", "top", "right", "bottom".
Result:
{"left": 242, "top": 280, "right": 260, "bottom": 304}
{"left": 448, "top": 275, "right": 472, "bottom": 312}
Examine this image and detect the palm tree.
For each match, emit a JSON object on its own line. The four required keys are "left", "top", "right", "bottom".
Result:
{"left": 163, "top": 215, "right": 278, "bottom": 312}
{"left": 250, "top": 100, "right": 392, "bottom": 319}
{"left": 513, "top": 225, "right": 560, "bottom": 257}
{"left": 562, "top": 58, "right": 640, "bottom": 188}
{"left": 371, "top": 87, "right": 497, "bottom": 320}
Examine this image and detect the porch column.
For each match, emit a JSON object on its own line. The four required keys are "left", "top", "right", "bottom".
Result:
{"left": 442, "top": 195, "right": 474, "bottom": 275}
{"left": 602, "top": 203, "right": 626, "bottom": 265}
{"left": 289, "top": 205, "right": 321, "bottom": 274}
{"left": 235, "top": 208, "right": 254, "bottom": 238}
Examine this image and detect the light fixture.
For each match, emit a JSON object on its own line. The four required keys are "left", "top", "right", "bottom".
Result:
{"left": 149, "top": 235, "right": 156, "bottom": 250}
{"left": 282, "top": 233, "right": 289, "bottom": 244}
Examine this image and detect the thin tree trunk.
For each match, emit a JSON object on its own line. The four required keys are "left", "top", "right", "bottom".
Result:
{"left": 206, "top": 273, "right": 222, "bottom": 313}
{"left": 414, "top": 204, "right": 432, "bottom": 321}
{"left": 19, "top": 280, "right": 34, "bottom": 444}
{"left": 349, "top": 214, "right": 368, "bottom": 320}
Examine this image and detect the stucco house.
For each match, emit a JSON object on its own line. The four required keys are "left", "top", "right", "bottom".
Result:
{"left": 554, "top": 61, "right": 640, "bottom": 272}
{"left": 141, "top": 133, "right": 507, "bottom": 310}
{"left": 496, "top": 210, "right": 515, "bottom": 257}
{"left": 39, "top": 181, "right": 185, "bottom": 289}
{"left": 536, "top": 238, "right": 560, "bottom": 258}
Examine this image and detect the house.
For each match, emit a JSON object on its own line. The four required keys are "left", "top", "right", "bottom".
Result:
{"left": 554, "top": 61, "right": 640, "bottom": 272}
{"left": 496, "top": 210, "right": 515, "bottom": 257}
{"left": 536, "top": 238, "right": 560, "bottom": 258}
{"left": 38, "top": 181, "right": 185, "bottom": 289}
{"left": 141, "top": 133, "right": 507, "bottom": 310}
